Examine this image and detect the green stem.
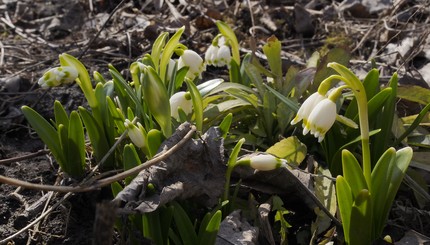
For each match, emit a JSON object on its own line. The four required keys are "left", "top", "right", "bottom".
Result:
{"left": 223, "top": 165, "right": 234, "bottom": 202}
{"left": 327, "top": 63, "right": 371, "bottom": 191}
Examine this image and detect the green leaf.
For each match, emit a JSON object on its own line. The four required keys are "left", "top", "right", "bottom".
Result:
{"left": 262, "top": 35, "right": 282, "bottom": 82}
{"left": 58, "top": 124, "right": 68, "bottom": 173}
{"left": 159, "top": 205, "right": 175, "bottom": 244}
{"left": 143, "top": 66, "right": 172, "bottom": 137}
{"left": 172, "top": 202, "right": 198, "bottom": 245}
{"left": 110, "top": 182, "right": 123, "bottom": 197}
{"left": 229, "top": 59, "right": 242, "bottom": 84}
{"left": 397, "top": 85, "right": 430, "bottom": 105}
{"left": 336, "top": 176, "right": 353, "bottom": 244}
{"left": 110, "top": 65, "right": 143, "bottom": 117}
{"left": 219, "top": 113, "right": 233, "bottom": 138}
{"left": 244, "top": 62, "right": 265, "bottom": 98}
{"left": 147, "top": 129, "right": 163, "bottom": 158}
{"left": 197, "top": 210, "right": 222, "bottom": 245}
{"left": 106, "top": 96, "right": 126, "bottom": 133}
{"left": 265, "top": 136, "right": 307, "bottom": 165}
{"left": 21, "top": 106, "right": 64, "bottom": 168}
{"left": 143, "top": 209, "right": 165, "bottom": 245}
{"left": 264, "top": 83, "right": 299, "bottom": 112}
{"left": 95, "top": 83, "right": 115, "bottom": 146}
{"left": 228, "top": 138, "right": 245, "bottom": 169}
{"left": 370, "top": 147, "right": 396, "bottom": 237}
{"left": 377, "top": 147, "right": 412, "bottom": 237}
{"left": 172, "top": 66, "right": 188, "bottom": 93}
{"left": 123, "top": 144, "right": 141, "bottom": 185}
{"left": 79, "top": 107, "right": 110, "bottom": 165}
{"left": 349, "top": 189, "right": 372, "bottom": 245}
{"left": 67, "top": 111, "right": 86, "bottom": 177}
{"left": 225, "top": 88, "right": 259, "bottom": 108}
{"left": 159, "top": 26, "right": 185, "bottom": 84}
{"left": 186, "top": 80, "right": 203, "bottom": 132}
{"left": 341, "top": 149, "right": 367, "bottom": 197}
{"left": 371, "top": 73, "right": 398, "bottom": 161}
{"left": 394, "top": 103, "right": 430, "bottom": 145}
{"left": 54, "top": 100, "right": 69, "bottom": 129}
{"left": 151, "top": 32, "right": 169, "bottom": 73}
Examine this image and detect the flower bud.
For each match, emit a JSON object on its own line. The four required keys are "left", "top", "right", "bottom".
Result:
{"left": 237, "top": 154, "right": 285, "bottom": 171}
{"left": 124, "top": 119, "right": 146, "bottom": 148}
{"left": 38, "top": 66, "right": 78, "bottom": 88}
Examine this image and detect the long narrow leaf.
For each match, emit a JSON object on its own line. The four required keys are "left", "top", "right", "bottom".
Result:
{"left": 67, "top": 111, "right": 86, "bottom": 177}
{"left": 159, "top": 26, "right": 185, "bottom": 84}
{"left": 336, "top": 176, "right": 353, "bottom": 244}
{"left": 144, "top": 66, "right": 172, "bottom": 137}
{"left": 172, "top": 202, "right": 198, "bottom": 245}
{"left": 21, "top": 106, "right": 64, "bottom": 167}
{"left": 79, "top": 107, "right": 110, "bottom": 166}
{"left": 349, "top": 189, "right": 372, "bottom": 245}
{"left": 341, "top": 149, "right": 368, "bottom": 197}
{"left": 198, "top": 210, "right": 222, "bottom": 245}
{"left": 186, "top": 80, "right": 203, "bottom": 132}
{"left": 123, "top": 144, "right": 141, "bottom": 185}
{"left": 54, "top": 101, "right": 69, "bottom": 129}
{"left": 370, "top": 147, "right": 396, "bottom": 236}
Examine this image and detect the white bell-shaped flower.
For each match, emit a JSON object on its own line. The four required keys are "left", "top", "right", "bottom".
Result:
{"left": 169, "top": 91, "right": 193, "bottom": 121}
{"left": 178, "top": 50, "right": 205, "bottom": 81}
{"left": 305, "top": 98, "right": 337, "bottom": 142}
{"left": 291, "top": 92, "right": 325, "bottom": 132}
{"left": 204, "top": 45, "right": 219, "bottom": 66}
{"left": 216, "top": 45, "right": 232, "bottom": 67}
{"left": 124, "top": 119, "right": 146, "bottom": 148}
{"left": 38, "top": 66, "right": 78, "bottom": 88}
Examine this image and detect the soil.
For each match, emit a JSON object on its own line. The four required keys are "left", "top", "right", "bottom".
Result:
{"left": 1, "top": 0, "right": 430, "bottom": 244}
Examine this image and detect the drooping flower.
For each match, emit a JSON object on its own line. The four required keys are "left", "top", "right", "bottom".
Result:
{"left": 177, "top": 50, "right": 205, "bottom": 81}
{"left": 124, "top": 119, "right": 147, "bottom": 148}
{"left": 169, "top": 91, "right": 193, "bottom": 120}
{"left": 291, "top": 92, "right": 325, "bottom": 129}
{"left": 38, "top": 66, "right": 78, "bottom": 88}
{"left": 205, "top": 36, "right": 232, "bottom": 68}
{"left": 204, "top": 45, "right": 219, "bottom": 66}
{"left": 216, "top": 45, "right": 232, "bottom": 67}
{"left": 305, "top": 98, "right": 337, "bottom": 142}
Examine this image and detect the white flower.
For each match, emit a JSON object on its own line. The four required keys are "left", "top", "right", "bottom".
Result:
{"left": 249, "top": 154, "right": 284, "bottom": 171}
{"left": 169, "top": 91, "right": 193, "bottom": 120}
{"left": 216, "top": 45, "right": 232, "bottom": 67}
{"left": 204, "top": 45, "right": 219, "bottom": 66}
{"left": 291, "top": 92, "right": 325, "bottom": 131}
{"left": 38, "top": 66, "right": 78, "bottom": 88}
{"left": 305, "top": 98, "right": 337, "bottom": 142}
{"left": 178, "top": 50, "right": 205, "bottom": 81}
{"left": 124, "top": 119, "right": 146, "bottom": 148}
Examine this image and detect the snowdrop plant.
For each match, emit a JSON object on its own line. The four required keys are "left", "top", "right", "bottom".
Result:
{"left": 292, "top": 62, "right": 413, "bottom": 244}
